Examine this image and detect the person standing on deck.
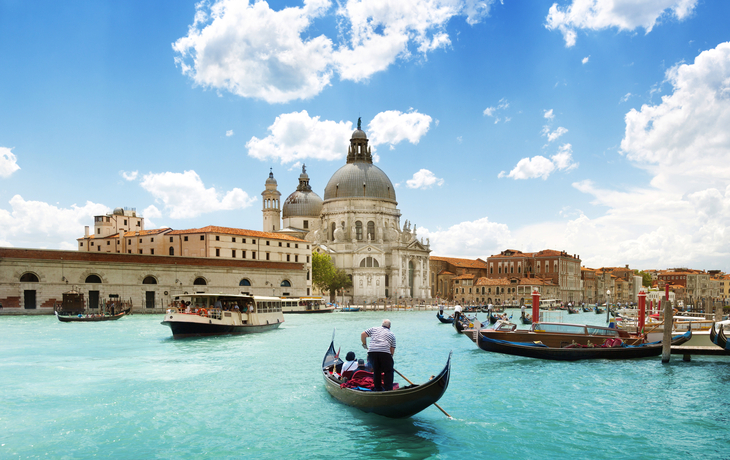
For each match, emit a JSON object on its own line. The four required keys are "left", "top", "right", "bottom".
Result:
{"left": 361, "top": 320, "right": 396, "bottom": 391}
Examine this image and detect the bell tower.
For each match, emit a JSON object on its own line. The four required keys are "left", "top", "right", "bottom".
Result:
{"left": 262, "top": 169, "right": 281, "bottom": 232}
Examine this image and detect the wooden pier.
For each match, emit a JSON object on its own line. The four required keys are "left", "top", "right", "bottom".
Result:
{"left": 671, "top": 345, "right": 730, "bottom": 361}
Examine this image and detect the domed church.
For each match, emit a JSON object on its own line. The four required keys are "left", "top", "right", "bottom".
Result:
{"left": 262, "top": 119, "right": 431, "bottom": 304}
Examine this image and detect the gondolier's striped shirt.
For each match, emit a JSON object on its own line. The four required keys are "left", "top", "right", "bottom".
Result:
{"left": 365, "top": 326, "right": 396, "bottom": 354}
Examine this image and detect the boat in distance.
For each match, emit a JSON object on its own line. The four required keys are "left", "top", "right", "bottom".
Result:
{"left": 161, "top": 293, "right": 284, "bottom": 339}
{"left": 55, "top": 311, "right": 127, "bottom": 322}
{"left": 469, "top": 321, "right": 642, "bottom": 347}
{"left": 280, "top": 296, "right": 335, "bottom": 314}
{"left": 475, "top": 330, "right": 692, "bottom": 361}
{"left": 322, "top": 335, "right": 451, "bottom": 418}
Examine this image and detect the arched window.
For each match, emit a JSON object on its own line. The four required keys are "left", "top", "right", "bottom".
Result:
{"left": 281, "top": 280, "right": 291, "bottom": 287}
{"left": 355, "top": 221, "right": 363, "bottom": 241}
{"left": 85, "top": 275, "right": 102, "bottom": 283}
{"left": 330, "top": 222, "right": 336, "bottom": 240}
{"left": 239, "top": 279, "right": 251, "bottom": 286}
{"left": 510, "top": 266, "right": 514, "bottom": 273}
{"left": 193, "top": 277, "right": 207, "bottom": 285}
{"left": 169, "top": 247, "right": 174, "bottom": 256}
{"left": 498, "top": 266, "right": 502, "bottom": 274}
{"left": 518, "top": 266, "right": 521, "bottom": 273}
{"left": 367, "top": 221, "right": 375, "bottom": 240}
{"left": 20, "top": 273, "right": 39, "bottom": 282}
{"left": 142, "top": 276, "right": 157, "bottom": 284}
{"left": 359, "top": 257, "right": 379, "bottom": 267}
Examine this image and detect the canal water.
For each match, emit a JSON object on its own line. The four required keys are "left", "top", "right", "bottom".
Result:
{"left": 2, "top": 310, "right": 728, "bottom": 459}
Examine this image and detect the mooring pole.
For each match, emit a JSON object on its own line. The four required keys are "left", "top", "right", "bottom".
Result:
{"left": 661, "top": 284, "right": 672, "bottom": 363}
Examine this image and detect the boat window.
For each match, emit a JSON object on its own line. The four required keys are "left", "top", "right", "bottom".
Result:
{"left": 586, "top": 327, "right": 619, "bottom": 337}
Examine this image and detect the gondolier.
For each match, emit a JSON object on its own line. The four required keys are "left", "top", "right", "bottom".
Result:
{"left": 361, "top": 319, "right": 396, "bottom": 391}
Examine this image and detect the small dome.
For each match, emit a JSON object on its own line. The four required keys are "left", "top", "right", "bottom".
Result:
{"left": 283, "top": 190, "right": 323, "bottom": 218}
{"left": 352, "top": 129, "right": 367, "bottom": 139}
{"left": 113, "top": 207, "right": 124, "bottom": 215}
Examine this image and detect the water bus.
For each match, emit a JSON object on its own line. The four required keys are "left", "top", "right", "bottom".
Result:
{"left": 162, "top": 293, "right": 284, "bottom": 339}
{"left": 280, "top": 296, "right": 335, "bottom": 314}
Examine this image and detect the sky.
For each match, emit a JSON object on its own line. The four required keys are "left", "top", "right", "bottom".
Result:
{"left": 1, "top": 0, "right": 730, "bottom": 272}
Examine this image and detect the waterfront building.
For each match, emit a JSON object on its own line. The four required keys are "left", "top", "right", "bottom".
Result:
{"left": 264, "top": 122, "right": 431, "bottom": 304}
{"left": 429, "top": 256, "right": 489, "bottom": 301}
{"left": 0, "top": 246, "right": 308, "bottom": 314}
{"left": 452, "top": 275, "right": 559, "bottom": 306}
{"left": 486, "top": 249, "right": 582, "bottom": 302}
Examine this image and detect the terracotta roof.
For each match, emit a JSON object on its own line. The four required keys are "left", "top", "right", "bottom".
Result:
{"left": 167, "top": 226, "right": 307, "bottom": 242}
{"left": 489, "top": 250, "right": 535, "bottom": 258}
{"left": 438, "top": 270, "right": 455, "bottom": 276}
{"left": 430, "top": 256, "right": 488, "bottom": 269}
{"left": 453, "top": 274, "right": 475, "bottom": 280}
{"left": 79, "top": 228, "right": 172, "bottom": 240}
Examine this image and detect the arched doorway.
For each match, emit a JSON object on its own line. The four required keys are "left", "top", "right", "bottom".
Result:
{"left": 20, "top": 272, "right": 39, "bottom": 309}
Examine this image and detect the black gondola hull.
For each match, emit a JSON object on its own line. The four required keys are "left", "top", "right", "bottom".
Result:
{"left": 436, "top": 313, "right": 454, "bottom": 324}
{"left": 322, "top": 339, "right": 451, "bottom": 418}
{"left": 476, "top": 330, "right": 691, "bottom": 361}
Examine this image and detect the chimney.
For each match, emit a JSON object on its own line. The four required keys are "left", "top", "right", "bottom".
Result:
{"left": 84, "top": 226, "right": 89, "bottom": 237}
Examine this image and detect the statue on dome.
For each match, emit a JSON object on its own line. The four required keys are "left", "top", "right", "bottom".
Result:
{"left": 357, "top": 117, "right": 361, "bottom": 130}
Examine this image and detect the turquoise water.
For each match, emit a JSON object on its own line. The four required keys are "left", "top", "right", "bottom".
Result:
{"left": 2, "top": 310, "right": 729, "bottom": 459}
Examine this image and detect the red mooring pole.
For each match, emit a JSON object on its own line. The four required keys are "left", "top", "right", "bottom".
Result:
{"left": 638, "top": 290, "right": 646, "bottom": 338}
{"left": 531, "top": 289, "right": 540, "bottom": 324}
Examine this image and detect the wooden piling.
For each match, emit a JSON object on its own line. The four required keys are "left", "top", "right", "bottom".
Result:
{"left": 661, "top": 296, "right": 673, "bottom": 363}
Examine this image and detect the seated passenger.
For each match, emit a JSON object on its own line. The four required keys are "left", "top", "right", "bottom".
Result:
{"left": 340, "top": 351, "right": 358, "bottom": 378}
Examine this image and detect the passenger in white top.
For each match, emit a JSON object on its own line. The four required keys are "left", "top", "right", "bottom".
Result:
{"left": 340, "top": 351, "right": 358, "bottom": 377}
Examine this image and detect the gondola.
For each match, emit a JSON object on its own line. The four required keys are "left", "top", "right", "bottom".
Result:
{"left": 55, "top": 310, "right": 127, "bottom": 322}
{"left": 520, "top": 314, "right": 532, "bottom": 325}
{"left": 488, "top": 312, "right": 499, "bottom": 324}
{"left": 321, "top": 334, "right": 451, "bottom": 418}
{"left": 453, "top": 312, "right": 477, "bottom": 333}
{"left": 582, "top": 306, "right": 592, "bottom": 313}
{"left": 568, "top": 307, "right": 579, "bottom": 314}
{"left": 595, "top": 307, "right": 605, "bottom": 314}
{"left": 710, "top": 323, "right": 730, "bottom": 350}
{"left": 436, "top": 312, "right": 454, "bottom": 324}
{"left": 475, "top": 330, "right": 692, "bottom": 361}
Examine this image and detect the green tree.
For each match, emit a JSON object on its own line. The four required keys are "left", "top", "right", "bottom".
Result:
{"left": 634, "top": 270, "right": 652, "bottom": 287}
{"left": 311, "top": 251, "right": 353, "bottom": 301}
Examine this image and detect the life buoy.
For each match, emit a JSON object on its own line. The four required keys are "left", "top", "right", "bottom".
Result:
{"left": 199, "top": 308, "right": 208, "bottom": 317}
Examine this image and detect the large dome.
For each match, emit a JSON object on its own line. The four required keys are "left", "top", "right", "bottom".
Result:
{"left": 323, "top": 163, "right": 396, "bottom": 202}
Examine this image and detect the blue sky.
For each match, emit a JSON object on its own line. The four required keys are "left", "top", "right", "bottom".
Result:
{"left": 2, "top": 0, "right": 730, "bottom": 272}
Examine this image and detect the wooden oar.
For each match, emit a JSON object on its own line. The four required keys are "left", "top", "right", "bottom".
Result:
{"left": 394, "top": 369, "right": 452, "bottom": 419}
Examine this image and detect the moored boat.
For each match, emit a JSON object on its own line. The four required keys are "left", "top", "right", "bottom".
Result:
{"left": 321, "top": 334, "right": 451, "bottom": 418}
{"left": 161, "top": 294, "right": 283, "bottom": 339}
{"left": 471, "top": 321, "right": 642, "bottom": 347}
{"left": 710, "top": 323, "right": 730, "bottom": 350}
{"left": 475, "top": 330, "right": 692, "bottom": 361}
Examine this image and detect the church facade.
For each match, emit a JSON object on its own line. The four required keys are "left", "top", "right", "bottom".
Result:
{"left": 263, "top": 121, "right": 431, "bottom": 304}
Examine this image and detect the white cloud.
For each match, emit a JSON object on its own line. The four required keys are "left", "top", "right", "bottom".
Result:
{"left": 226, "top": 130, "right": 234, "bottom": 137}
{"left": 544, "top": 109, "right": 555, "bottom": 120}
{"left": 499, "top": 155, "right": 555, "bottom": 180}
{"left": 246, "top": 110, "right": 353, "bottom": 163}
{"left": 405, "top": 169, "right": 444, "bottom": 189}
{"left": 121, "top": 170, "right": 139, "bottom": 181}
{"left": 143, "top": 205, "right": 162, "bottom": 219}
{"left": 0, "top": 195, "right": 108, "bottom": 249}
{"left": 173, "top": 0, "right": 335, "bottom": 104}
{"left": 483, "top": 99, "right": 509, "bottom": 123}
{"left": 546, "top": 0, "right": 697, "bottom": 47}
{"left": 0, "top": 147, "right": 20, "bottom": 178}
{"left": 620, "top": 92, "right": 632, "bottom": 103}
{"left": 140, "top": 170, "right": 256, "bottom": 219}
{"left": 621, "top": 41, "right": 730, "bottom": 193}
{"left": 582, "top": 55, "right": 590, "bottom": 64}
{"left": 174, "top": 0, "right": 496, "bottom": 103}
{"left": 499, "top": 144, "right": 576, "bottom": 180}
{"left": 420, "top": 217, "right": 514, "bottom": 258}
{"left": 543, "top": 126, "right": 568, "bottom": 142}
{"left": 368, "top": 110, "right": 432, "bottom": 147}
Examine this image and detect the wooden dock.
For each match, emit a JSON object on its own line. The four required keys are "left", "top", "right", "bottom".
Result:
{"left": 671, "top": 345, "right": 730, "bottom": 361}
